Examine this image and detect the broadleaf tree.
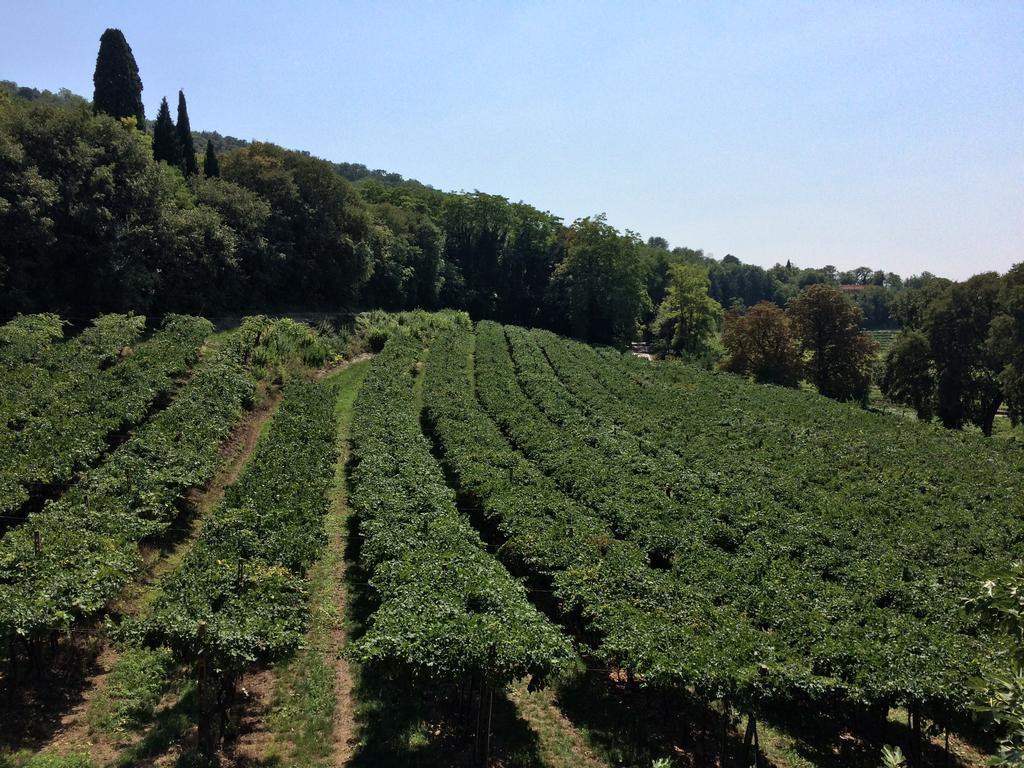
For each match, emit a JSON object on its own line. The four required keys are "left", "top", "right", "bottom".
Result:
{"left": 721, "top": 301, "right": 802, "bottom": 387}
{"left": 787, "top": 284, "right": 877, "bottom": 403}
{"left": 652, "top": 263, "right": 723, "bottom": 359}
{"left": 880, "top": 330, "right": 935, "bottom": 420}
{"left": 546, "top": 215, "right": 649, "bottom": 347}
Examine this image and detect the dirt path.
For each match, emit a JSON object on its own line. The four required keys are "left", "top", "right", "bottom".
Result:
{"left": 326, "top": 365, "right": 364, "bottom": 766}
{"left": 193, "top": 384, "right": 283, "bottom": 510}
{"left": 37, "top": 386, "right": 283, "bottom": 765}
{"left": 229, "top": 667, "right": 278, "bottom": 765}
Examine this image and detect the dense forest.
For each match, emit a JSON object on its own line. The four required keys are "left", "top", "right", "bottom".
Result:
{"left": 0, "top": 72, "right": 921, "bottom": 331}
{"left": 1, "top": 29, "right": 1021, "bottom": 434}
{"left": 0, "top": 33, "right": 917, "bottom": 330}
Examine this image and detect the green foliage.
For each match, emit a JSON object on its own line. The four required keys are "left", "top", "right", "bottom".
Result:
{"left": 880, "top": 331, "right": 935, "bottom": 420}
{"left": 879, "top": 744, "right": 907, "bottom": 768}
{"left": 787, "top": 284, "right": 877, "bottom": 403}
{"left": 547, "top": 215, "right": 649, "bottom": 346}
{"left": 429, "top": 321, "right": 1024, "bottom": 719}
{"left": 92, "top": 28, "right": 144, "bottom": 127}
{"left": 651, "top": 263, "right": 723, "bottom": 358}
{"left": 249, "top": 317, "right": 342, "bottom": 373}
{"left": 348, "top": 309, "right": 471, "bottom": 355}
{"left": 436, "top": 192, "right": 563, "bottom": 325}
{"left": 363, "top": 206, "right": 444, "bottom": 311}
{"left": 0, "top": 86, "right": 373, "bottom": 317}
{"left": 0, "top": 314, "right": 204, "bottom": 517}
{"left": 853, "top": 284, "right": 896, "bottom": 329}
{"left": 891, "top": 275, "right": 951, "bottom": 331}
{"left": 0, "top": 317, "right": 266, "bottom": 647}
{"left": 707, "top": 257, "right": 781, "bottom": 310}
{"left": 926, "top": 272, "right": 1008, "bottom": 435}
{"left": 87, "top": 645, "right": 173, "bottom": 734}
{"left": 965, "top": 564, "right": 1024, "bottom": 766}
{"left": 152, "top": 97, "right": 181, "bottom": 167}
{"left": 0, "top": 313, "right": 64, "bottom": 369}
{"left": 220, "top": 142, "right": 372, "bottom": 306}
{"left": 202, "top": 140, "right": 219, "bottom": 177}
{"left": 880, "top": 267, "right": 1022, "bottom": 436}
{"left": 176, "top": 91, "right": 198, "bottom": 177}
{"left": 348, "top": 327, "right": 574, "bottom": 684}
{"left": 720, "top": 301, "right": 802, "bottom": 387}
{"left": 994, "top": 263, "right": 1024, "bottom": 425}
{"left": 267, "top": 363, "right": 370, "bottom": 767}
{"left": 141, "top": 378, "right": 339, "bottom": 681}
{"left": 0, "top": 80, "right": 88, "bottom": 109}
{"left": 0, "top": 92, "right": 233, "bottom": 316}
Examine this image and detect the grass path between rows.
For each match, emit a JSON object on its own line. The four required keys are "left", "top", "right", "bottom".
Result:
{"left": 263, "top": 359, "right": 370, "bottom": 768}
{"left": 505, "top": 682, "right": 610, "bottom": 768}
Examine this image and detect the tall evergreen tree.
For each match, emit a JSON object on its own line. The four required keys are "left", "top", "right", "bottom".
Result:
{"left": 92, "top": 28, "right": 145, "bottom": 128}
{"left": 204, "top": 140, "right": 220, "bottom": 177}
{"left": 176, "top": 90, "right": 198, "bottom": 176}
{"left": 152, "top": 97, "right": 181, "bottom": 166}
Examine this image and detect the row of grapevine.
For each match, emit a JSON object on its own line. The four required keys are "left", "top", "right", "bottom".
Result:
{"left": 0, "top": 314, "right": 212, "bottom": 517}
{"left": 540, "top": 323, "right": 1024, "bottom": 611}
{"left": 0, "top": 319, "right": 267, "bottom": 653}
{"left": 530, "top": 327, "right": 1021, "bottom": 718}
{"left": 0, "top": 314, "right": 142, "bottom": 415}
{"left": 348, "top": 329, "right": 574, "bottom": 685}
{"left": 474, "top": 322, "right": 726, "bottom": 577}
{"left": 0, "top": 314, "right": 66, "bottom": 370}
{"left": 422, "top": 324, "right": 764, "bottom": 701}
{"left": 140, "top": 378, "right": 340, "bottom": 683}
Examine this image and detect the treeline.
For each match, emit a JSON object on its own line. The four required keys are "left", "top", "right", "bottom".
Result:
{"left": 648, "top": 245, "right": 911, "bottom": 329}
{"left": 715, "top": 269, "right": 1024, "bottom": 438}
{"left": 1, "top": 29, "right": 914, "bottom": 331}
{"left": 880, "top": 268, "right": 1023, "bottom": 435}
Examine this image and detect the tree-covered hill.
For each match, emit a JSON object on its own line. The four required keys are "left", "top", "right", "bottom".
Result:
{"left": 0, "top": 73, "right": 912, "bottom": 333}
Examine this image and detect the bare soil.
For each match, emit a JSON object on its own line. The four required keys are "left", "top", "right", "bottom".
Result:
{"left": 228, "top": 667, "right": 278, "bottom": 765}
{"left": 329, "top": 464, "right": 357, "bottom": 766}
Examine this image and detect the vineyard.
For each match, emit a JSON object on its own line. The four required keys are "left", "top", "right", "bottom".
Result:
{"left": 867, "top": 330, "right": 899, "bottom": 357}
{"left": 0, "top": 311, "right": 1020, "bottom": 767}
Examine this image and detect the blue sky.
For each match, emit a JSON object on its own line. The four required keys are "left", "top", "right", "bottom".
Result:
{"left": 2, "top": 1, "right": 1021, "bottom": 279}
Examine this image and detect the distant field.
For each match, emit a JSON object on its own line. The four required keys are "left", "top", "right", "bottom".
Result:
{"left": 868, "top": 328, "right": 899, "bottom": 356}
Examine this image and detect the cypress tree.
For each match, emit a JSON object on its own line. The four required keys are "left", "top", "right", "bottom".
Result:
{"left": 204, "top": 140, "right": 220, "bottom": 178}
{"left": 152, "top": 97, "right": 181, "bottom": 167}
{"left": 92, "top": 28, "right": 145, "bottom": 128}
{"left": 176, "top": 90, "right": 198, "bottom": 176}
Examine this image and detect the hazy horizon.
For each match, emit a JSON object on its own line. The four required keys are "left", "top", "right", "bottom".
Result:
{"left": 2, "top": 0, "right": 1021, "bottom": 280}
